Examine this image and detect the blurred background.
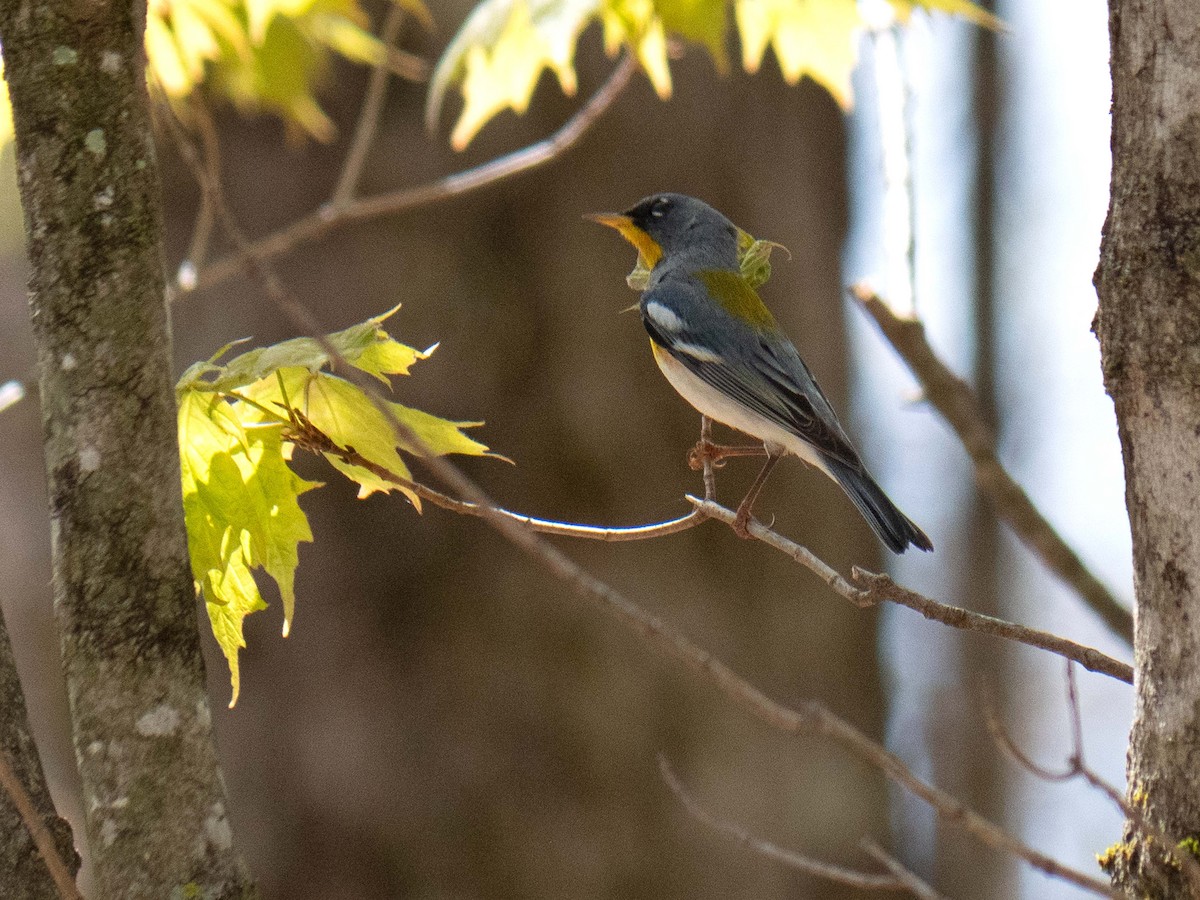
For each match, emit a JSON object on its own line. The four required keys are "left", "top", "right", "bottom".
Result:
{"left": 0, "top": 0, "right": 1134, "bottom": 896}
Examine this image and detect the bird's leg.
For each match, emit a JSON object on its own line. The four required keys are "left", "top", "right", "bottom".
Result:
{"left": 697, "top": 416, "right": 718, "bottom": 500}
{"left": 733, "top": 450, "right": 782, "bottom": 539}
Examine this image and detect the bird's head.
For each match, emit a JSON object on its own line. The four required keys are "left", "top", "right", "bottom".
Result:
{"left": 587, "top": 193, "right": 739, "bottom": 272}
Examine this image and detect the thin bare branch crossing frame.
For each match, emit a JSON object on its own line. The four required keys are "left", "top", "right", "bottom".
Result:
{"left": 0, "top": 751, "right": 83, "bottom": 900}
{"left": 183, "top": 54, "right": 639, "bottom": 295}
{"left": 986, "top": 663, "right": 1200, "bottom": 894}
{"left": 851, "top": 285, "right": 1133, "bottom": 645}
{"left": 659, "top": 754, "right": 931, "bottom": 896}
{"left": 282, "top": 397, "right": 1132, "bottom": 682}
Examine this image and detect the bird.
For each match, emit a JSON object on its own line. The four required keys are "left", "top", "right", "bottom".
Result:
{"left": 587, "top": 192, "right": 932, "bottom": 554}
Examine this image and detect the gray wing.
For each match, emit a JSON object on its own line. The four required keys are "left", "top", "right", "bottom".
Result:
{"left": 641, "top": 281, "right": 864, "bottom": 470}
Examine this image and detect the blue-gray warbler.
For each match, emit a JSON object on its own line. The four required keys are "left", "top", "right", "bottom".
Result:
{"left": 588, "top": 193, "right": 932, "bottom": 553}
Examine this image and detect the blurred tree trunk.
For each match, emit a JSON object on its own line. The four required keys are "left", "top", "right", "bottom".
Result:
{"left": 0, "top": 605, "right": 78, "bottom": 898}
{"left": 0, "top": 3, "right": 254, "bottom": 897}
{"left": 1094, "top": 0, "right": 1200, "bottom": 895}
{"left": 936, "top": 14, "right": 1010, "bottom": 896}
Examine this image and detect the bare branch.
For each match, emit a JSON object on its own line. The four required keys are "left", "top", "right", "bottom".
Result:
{"left": 175, "top": 99, "right": 223, "bottom": 285}
{"left": 165, "top": 95, "right": 1117, "bottom": 900}
{"left": 686, "top": 495, "right": 862, "bottom": 597}
{"left": 331, "top": 5, "right": 409, "bottom": 208}
{"left": 283, "top": 414, "right": 706, "bottom": 540}
{"left": 854, "top": 571, "right": 1132, "bottom": 684}
{"left": 185, "top": 54, "right": 638, "bottom": 295}
{"left": 986, "top": 663, "right": 1200, "bottom": 894}
{"left": 849, "top": 285, "right": 1133, "bottom": 645}
{"left": 982, "top": 688, "right": 1076, "bottom": 784}
{"left": 860, "top": 838, "right": 949, "bottom": 900}
{"left": 658, "top": 755, "right": 909, "bottom": 893}
{"left": 0, "top": 751, "right": 84, "bottom": 900}
{"left": 687, "top": 496, "right": 1132, "bottom": 684}
{"left": 0, "top": 595, "right": 79, "bottom": 900}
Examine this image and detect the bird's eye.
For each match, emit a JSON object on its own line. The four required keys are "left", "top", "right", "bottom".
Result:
{"left": 650, "top": 197, "right": 669, "bottom": 217}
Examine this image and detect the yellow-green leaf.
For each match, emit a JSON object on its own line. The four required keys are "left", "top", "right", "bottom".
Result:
{"left": 179, "top": 390, "right": 316, "bottom": 705}
{"left": 177, "top": 309, "right": 505, "bottom": 706}
{"left": 736, "top": 230, "right": 788, "bottom": 289}
{"left": 241, "top": 368, "right": 498, "bottom": 502}
{"left": 386, "top": 401, "right": 494, "bottom": 459}
{"left": 599, "top": 0, "right": 672, "bottom": 97}
{"left": 310, "top": 14, "right": 392, "bottom": 66}
{"left": 180, "top": 305, "right": 427, "bottom": 394}
{"left": 427, "top": 0, "right": 602, "bottom": 150}
{"left": 245, "top": 367, "right": 423, "bottom": 503}
{"left": 655, "top": 0, "right": 727, "bottom": 71}
{"left": 427, "top": 0, "right": 999, "bottom": 147}
{"left": 148, "top": 0, "right": 433, "bottom": 142}
{"left": 625, "top": 224, "right": 785, "bottom": 291}
{"left": 735, "top": 0, "right": 860, "bottom": 106}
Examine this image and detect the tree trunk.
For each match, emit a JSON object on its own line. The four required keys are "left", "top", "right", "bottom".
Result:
{"left": 0, "top": 604, "right": 79, "bottom": 899}
{"left": 0, "top": 3, "right": 255, "bottom": 897}
{"left": 1094, "top": 1, "right": 1200, "bottom": 895}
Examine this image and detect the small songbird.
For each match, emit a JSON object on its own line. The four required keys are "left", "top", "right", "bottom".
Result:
{"left": 588, "top": 193, "right": 932, "bottom": 553}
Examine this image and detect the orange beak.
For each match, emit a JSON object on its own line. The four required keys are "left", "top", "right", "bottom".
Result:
{"left": 584, "top": 212, "right": 663, "bottom": 269}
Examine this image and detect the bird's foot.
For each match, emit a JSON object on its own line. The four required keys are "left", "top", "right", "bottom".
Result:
{"left": 688, "top": 440, "right": 767, "bottom": 471}
{"left": 688, "top": 439, "right": 722, "bottom": 470}
{"left": 732, "top": 503, "right": 756, "bottom": 539}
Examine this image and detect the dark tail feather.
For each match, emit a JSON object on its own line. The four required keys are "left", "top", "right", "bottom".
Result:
{"left": 823, "top": 458, "right": 933, "bottom": 554}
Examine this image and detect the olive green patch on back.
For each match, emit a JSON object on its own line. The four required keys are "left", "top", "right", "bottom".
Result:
{"left": 699, "top": 270, "right": 778, "bottom": 330}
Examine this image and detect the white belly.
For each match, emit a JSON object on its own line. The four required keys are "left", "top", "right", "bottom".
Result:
{"left": 650, "top": 341, "right": 831, "bottom": 475}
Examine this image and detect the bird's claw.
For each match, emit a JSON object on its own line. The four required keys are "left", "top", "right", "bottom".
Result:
{"left": 688, "top": 439, "right": 726, "bottom": 471}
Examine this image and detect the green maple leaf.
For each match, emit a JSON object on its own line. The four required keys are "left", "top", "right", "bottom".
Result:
{"left": 735, "top": 0, "right": 861, "bottom": 104}
{"left": 427, "top": 0, "right": 1000, "bottom": 148}
{"left": 426, "top": 0, "right": 674, "bottom": 150}
{"left": 178, "top": 307, "right": 503, "bottom": 705}
{"left": 244, "top": 367, "right": 497, "bottom": 505}
{"left": 179, "top": 391, "right": 317, "bottom": 706}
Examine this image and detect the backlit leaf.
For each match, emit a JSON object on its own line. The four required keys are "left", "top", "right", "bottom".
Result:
{"left": 427, "top": 0, "right": 602, "bottom": 150}
{"left": 179, "top": 391, "right": 316, "bottom": 705}
{"left": 246, "top": 367, "right": 422, "bottom": 504}
{"left": 178, "top": 308, "right": 500, "bottom": 705}
{"left": 428, "top": 0, "right": 999, "bottom": 146}
{"left": 736, "top": 0, "right": 859, "bottom": 105}
{"left": 625, "top": 224, "right": 785, "bottom": 291}
{"left": 178, "top": 304, "right": 427, "bottom": 394}
{"left": 147, "top": 0, "right": 432, "bottom": 140}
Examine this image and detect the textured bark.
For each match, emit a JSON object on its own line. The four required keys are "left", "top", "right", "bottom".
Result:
{"left": 1094, "top": 1, "right": 1200, "bottom": 895}
{"left": 0, "top": 2, "right": 254, "bottom": 897}
{"left": 0, "top": 604, "right": 79, "bottom": 899}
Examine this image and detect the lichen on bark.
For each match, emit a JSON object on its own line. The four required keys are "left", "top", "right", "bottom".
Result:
{"left": 0, "top": 1, "right": 255, "bottom": 896}
{"left": 1094, "top": 0, "right": 1200, "bottom": 895}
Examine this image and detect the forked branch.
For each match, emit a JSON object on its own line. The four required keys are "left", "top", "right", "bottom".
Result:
{"left": 985, "top": 663, "right": 1200, "bottom": 894}
{"left": 687, "top": 497, "right": 1132, "bottom": 685}
{"left": 659, "top": 755, "right": 937, "bottom": 896}
{"left": 185, "top": 55, "right": 638, "bottom": 294}
{"left": 850, "top": 285, "right": 1132, "bottom": 645}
